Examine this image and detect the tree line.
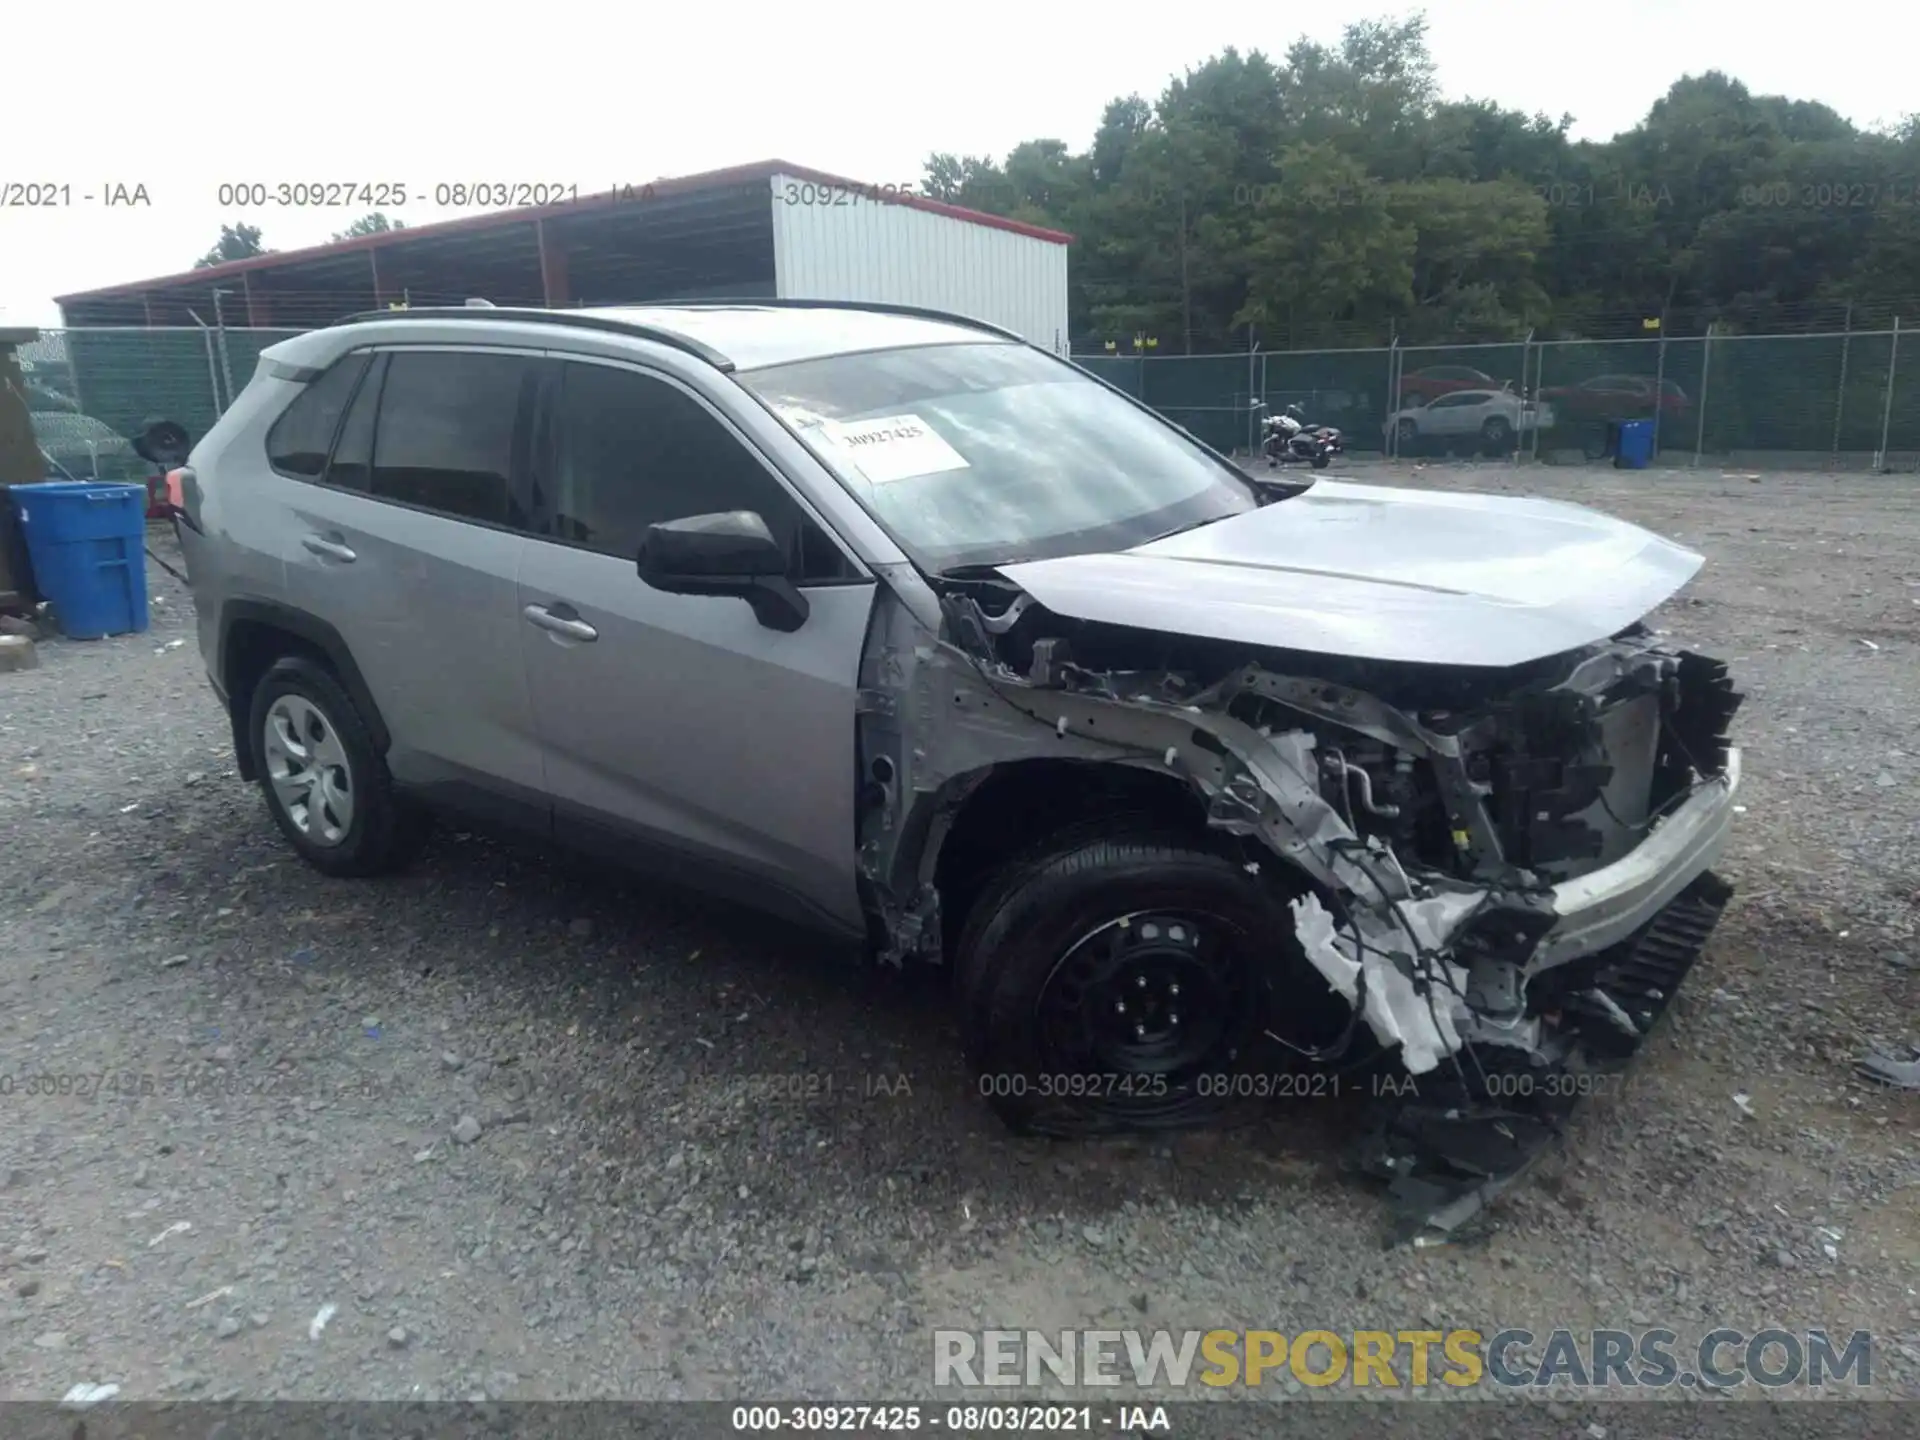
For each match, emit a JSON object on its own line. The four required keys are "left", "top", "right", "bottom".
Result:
{"left": 193, "top": 213, "right": 401, "bottom": 269}
{"left": 919, "top": 16, "right": 1920, "bottom": 351}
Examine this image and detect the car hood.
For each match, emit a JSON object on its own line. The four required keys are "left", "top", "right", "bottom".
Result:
{"left": 993, "top": 479, "right": 1703, "bottom": 668}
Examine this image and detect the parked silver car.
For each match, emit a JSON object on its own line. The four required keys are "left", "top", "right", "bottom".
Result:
{"left": 1387, "top": 387, "right": 1553, "bottom": 455}
{"left": 175, "top": 302, "right": 1740, "bottom": 1206}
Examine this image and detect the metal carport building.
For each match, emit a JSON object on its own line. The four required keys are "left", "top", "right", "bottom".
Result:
{"left": 54, "top": 160, "right": 1073, "bottom": 351}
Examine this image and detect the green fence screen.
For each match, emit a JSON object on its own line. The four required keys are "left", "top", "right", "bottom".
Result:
{"left": 1083, "top": 330, "right": 1918, "bottom": 463}
{"left": 20, "top": 324, "right": 1920, "bottom": 476}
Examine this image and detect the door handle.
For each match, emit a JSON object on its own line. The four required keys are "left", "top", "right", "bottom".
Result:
{"left": 522, "top": 603, "right": 598, "bottom": 642}
{"left": 301, "top": 534, "right": 357, "bottom": 563}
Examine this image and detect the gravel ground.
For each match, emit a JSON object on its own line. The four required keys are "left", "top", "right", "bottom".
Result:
{"left": 1, "top": 463, "right": 1916, "bottom": 1409}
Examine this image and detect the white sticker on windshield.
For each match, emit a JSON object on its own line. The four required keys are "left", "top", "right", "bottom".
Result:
{"left": 818, "top": 413, "right": 970, "bottom": 485}
{"left": 773, "top": 404, "right": 829, "bottom": 431}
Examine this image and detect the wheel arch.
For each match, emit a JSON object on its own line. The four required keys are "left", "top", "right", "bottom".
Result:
{"left": 218, "top": 600, "right": 390, "bottom": 781}
{"left": 912, "top": 757, "right": 1215, "bottom": 961}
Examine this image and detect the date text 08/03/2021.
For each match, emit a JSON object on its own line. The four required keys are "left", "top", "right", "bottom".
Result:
{"left": 729, "top": 1404, "right": 1167, "bottom": 1432}
{"left": 207, "top": 182, "right": 656, "bottom": 210}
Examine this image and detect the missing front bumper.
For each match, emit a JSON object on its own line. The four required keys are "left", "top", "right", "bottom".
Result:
{"left": 1313, "top": 747, "right": 1743, "bottom": 1246}
{"left": 1534, "top": 747, "right": 1742, "bottom": 972}
{"left": 1355, "top": 869, "right": 1737, "bottom": 1245}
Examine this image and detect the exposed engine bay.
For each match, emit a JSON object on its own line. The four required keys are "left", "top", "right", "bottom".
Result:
{"left": 854, "top": 567, "right": 1743, "bottom": 1241}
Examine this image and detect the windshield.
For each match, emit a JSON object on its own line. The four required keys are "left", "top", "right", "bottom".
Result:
{"left": 736, "top": 342, "right": 1261, "bottom": 572}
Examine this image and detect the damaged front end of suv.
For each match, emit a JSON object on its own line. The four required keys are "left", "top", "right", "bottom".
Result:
{"left": 851, "top": 483, "right": 1741, "bottom": 1244}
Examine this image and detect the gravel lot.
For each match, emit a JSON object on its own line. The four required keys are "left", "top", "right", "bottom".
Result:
{"left": 1, "top": 460, "right": 1916, "bottom": 1409}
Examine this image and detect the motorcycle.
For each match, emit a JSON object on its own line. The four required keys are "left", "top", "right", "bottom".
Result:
{"left": 131, "top": 418, "right": 192, "bottom": 521}
{"left": 1252, "top": 401, "right": 1340, "bottom": 469}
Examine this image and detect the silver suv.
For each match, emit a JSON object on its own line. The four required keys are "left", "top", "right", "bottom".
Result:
{"left": 176, "top": 301, "right": 1741, "bottom": 1182}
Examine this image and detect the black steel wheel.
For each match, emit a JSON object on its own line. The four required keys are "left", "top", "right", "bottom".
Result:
{"left": 954, "top": 825, "right": 1339, "bottom": 1136}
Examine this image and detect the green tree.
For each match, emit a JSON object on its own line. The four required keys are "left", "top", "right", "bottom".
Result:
{"left": 1232, "top": 144, "right": 1415, "bottom": 345}
{"left": 1384, "top": 177, "right": 1551, "bottom": 339}
{"left": 921, "top": 155, "right": 1011, "bottom": 208}
{"left": 194, "top": 223, "right": 269, "bottom": 269}
{"left": 331, "top": 212, "right": 406, "bottom": 241}
{"left": 918, "top": 16, "right": 1917, "bottom": 348}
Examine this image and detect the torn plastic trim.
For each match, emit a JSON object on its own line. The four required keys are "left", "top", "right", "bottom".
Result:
{"left": 1291, "top": 891, "right": 1484, "bottom": 1075}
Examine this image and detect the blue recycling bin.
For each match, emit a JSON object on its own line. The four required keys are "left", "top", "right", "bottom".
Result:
{"left": 10, "top": 481, "right": 151, "bottom": 639}
{"left": 1614, "top": 419, "right": 1656, "bottom": 470}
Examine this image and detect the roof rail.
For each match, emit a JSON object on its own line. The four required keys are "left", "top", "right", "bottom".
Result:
{"left": 329, "top": 305, "right": 736, "bottom": 371}
{"left": 632, "top": 296, "right": 1026, "bottom": 344}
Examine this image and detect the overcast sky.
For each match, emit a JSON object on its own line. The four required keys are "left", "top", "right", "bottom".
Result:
{"left": 4, "top": 0, "right": 1912, "bottom": 328}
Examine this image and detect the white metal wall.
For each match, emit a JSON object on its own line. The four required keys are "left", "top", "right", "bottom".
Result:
{"left": 768, "top": 174, "right": 1070, "bottom": 353}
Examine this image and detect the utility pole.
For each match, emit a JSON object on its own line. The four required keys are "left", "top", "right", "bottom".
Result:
{"left": 210, "top": 287, "right": 236, "bottom": 411}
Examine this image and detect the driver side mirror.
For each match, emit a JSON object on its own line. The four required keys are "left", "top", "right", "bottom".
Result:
{"left": 636, "top": 510, "right": 810, "bottom": 633}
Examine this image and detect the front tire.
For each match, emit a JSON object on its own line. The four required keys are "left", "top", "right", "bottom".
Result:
{"left": 247, "top": 655, "right": 427, "bottom": 877}
{"left": 954, "top": 826, "right": 1335, "bottom": 1137}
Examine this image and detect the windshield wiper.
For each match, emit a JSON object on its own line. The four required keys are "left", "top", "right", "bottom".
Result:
{"left": 935, "top": 562, "right": 1031, "bottom": 582}
{"left": 1244, "top": 471, "right": 1317, "bottom": 500}
{"left": 1142, "top": 514, "right": 1229, "bottom": 545}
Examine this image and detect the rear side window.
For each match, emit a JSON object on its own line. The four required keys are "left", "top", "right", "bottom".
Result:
{"left": 324, "top": 353, "right": 387, "bottom": 493}
{"left": 265, "top": 352, "right": 371, "bottom": 477}
{"left": 369, "top": 350, "right": 534, "bottom": 527}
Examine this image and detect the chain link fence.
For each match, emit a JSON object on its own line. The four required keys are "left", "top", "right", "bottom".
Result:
{"left": 11, "top": 323, "right": 1918, "bottom": 478}
{"left": 15, "top": 326, "right": 306, "bottom": 482}
{"left": 1079, "top": 326, "right": 1919, "bottom": 470}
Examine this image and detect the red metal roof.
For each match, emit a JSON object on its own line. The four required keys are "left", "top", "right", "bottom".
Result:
{"left": 55, "top": 159, "right": 1074, "bottom": 304}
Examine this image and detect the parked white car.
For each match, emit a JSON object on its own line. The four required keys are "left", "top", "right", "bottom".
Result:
{"left": 1386, "top": 388, "right": 1553, "bottom": 454}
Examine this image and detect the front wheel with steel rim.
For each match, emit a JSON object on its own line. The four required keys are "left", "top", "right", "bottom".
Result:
{"left": 954, "top": 824, "right": 1341, "bottom": 1137}
{"left": 247, "top": 654, "right": 427, "bottom": 877}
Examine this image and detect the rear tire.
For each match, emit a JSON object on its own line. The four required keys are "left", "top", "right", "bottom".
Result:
{"left": 247, "top": 655, "right": 428, "bottom": 878}
{"left": 953, "top": 825, "right": 1342, "bottom": 1137}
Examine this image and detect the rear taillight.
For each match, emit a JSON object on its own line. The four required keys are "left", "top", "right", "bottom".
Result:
{"left": 169, "top": 466, "right": 202, "bottom": 533}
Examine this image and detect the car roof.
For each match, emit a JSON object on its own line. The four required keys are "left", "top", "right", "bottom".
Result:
{"left": 584, "top": 304, "right": 1007, "bottom": 370}
{"left": 324, "top": 300, "right": 1018, "bottom": 372}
